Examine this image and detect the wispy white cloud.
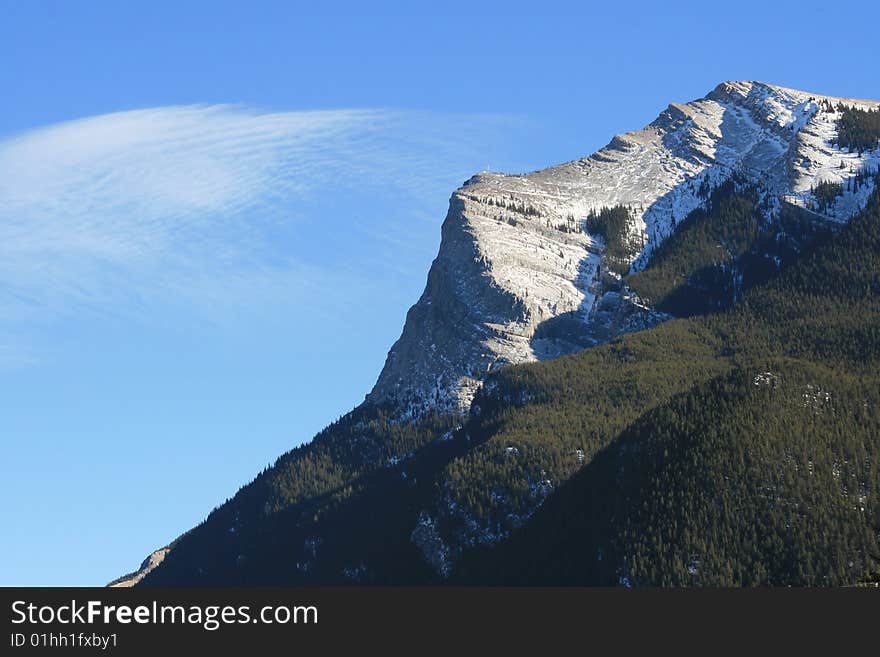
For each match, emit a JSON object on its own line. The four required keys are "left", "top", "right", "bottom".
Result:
{"left": 0, "top": 104, "right": 522, "bottom": 361}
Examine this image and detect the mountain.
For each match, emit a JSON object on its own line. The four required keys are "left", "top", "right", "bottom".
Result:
{"left": 117, "top": 81, "right": 880, "bottom": 586}
{"left": 454, "top": 185, "right": 880, "bottom": 585}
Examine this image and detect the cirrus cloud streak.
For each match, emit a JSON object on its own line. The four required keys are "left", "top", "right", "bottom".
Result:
{"left": 0, "top": 104, "right": 523, "bottom": 355}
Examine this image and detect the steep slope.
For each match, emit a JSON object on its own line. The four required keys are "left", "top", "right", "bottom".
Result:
{"left": 120, "top": 82, "right": 880, "bottom": 586}
{"left": 367, "top": 81, "right": 880, "bottom": 417}
{"left": 454, "top": 185, "right": 880, "bottom": 585}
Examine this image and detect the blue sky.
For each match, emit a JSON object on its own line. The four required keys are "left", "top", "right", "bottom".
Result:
{"left": 1, "top": 1, "right": 878, "bottom": 586}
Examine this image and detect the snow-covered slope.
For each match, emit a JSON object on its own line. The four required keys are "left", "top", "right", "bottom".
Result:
{"left": 367, "top": 81, "right": 880, "bottom": 418}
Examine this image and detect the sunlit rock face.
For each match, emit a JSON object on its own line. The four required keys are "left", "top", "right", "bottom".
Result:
{"left": 367, "top": 81, "right": 880, "bottom": 419}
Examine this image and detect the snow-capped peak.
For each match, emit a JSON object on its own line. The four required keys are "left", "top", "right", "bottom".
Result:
{"left": 367, "top": 81, "right": 880, "bottom": 417}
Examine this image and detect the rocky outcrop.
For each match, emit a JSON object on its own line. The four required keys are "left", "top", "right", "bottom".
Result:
{"left": 107, "top": 546, "right": 170, "bottom": 587}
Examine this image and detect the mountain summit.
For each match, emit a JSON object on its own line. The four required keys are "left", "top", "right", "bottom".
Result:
{"left": 116, "top": 81, "right": 880, "bottom": 586}
{"left": 367, "top": 81, "right": 880, "bottom": 418}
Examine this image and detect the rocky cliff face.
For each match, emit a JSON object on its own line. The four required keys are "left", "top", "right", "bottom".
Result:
{"left": 367, "top": 81, "right": 880, "bottom": 419}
